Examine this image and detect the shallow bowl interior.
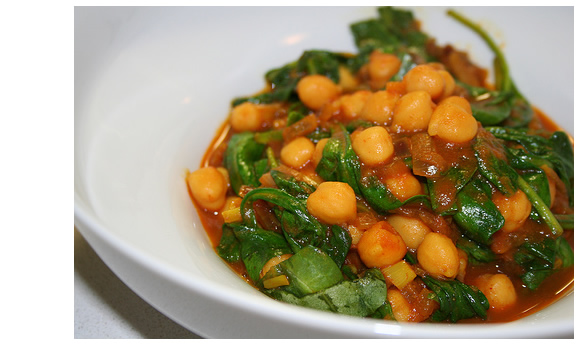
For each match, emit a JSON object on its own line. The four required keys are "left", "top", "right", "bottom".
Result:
{"left": 74, "top": 6, "right": 573, "bottom": 338}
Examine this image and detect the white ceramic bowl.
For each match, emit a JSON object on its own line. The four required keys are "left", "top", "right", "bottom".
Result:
{"left": 74, "top": 7, "right": 573, "bottom": 338}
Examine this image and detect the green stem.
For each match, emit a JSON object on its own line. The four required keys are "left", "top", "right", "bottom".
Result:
{"left": 516, "top": 176, "right": 563, "bottom": 236}
{"left": 446, "top": 9, "right": 514, "bottom": 94}
{"left": 554, "top": 214, "right": 574, "bottom": 230}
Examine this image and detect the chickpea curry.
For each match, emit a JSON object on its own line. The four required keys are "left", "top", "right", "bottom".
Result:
{"left": 187, "top": 7, "right": 573, "bottom": 323}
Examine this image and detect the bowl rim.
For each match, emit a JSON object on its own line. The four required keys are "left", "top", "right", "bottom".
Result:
{"left": 74, "top": 200, "right": 574, "bottom": 338}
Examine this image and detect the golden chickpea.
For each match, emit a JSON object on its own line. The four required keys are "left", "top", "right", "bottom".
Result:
{"left": 260, "top": 254, "right": 293, "bottom": 278}
{"left": 492, "top": 189, "right": 532, "bottom": 232}
{"left": 474, "top": 273, "right": 517, "bottom": 310}
{"left": 368, "top": 51, "right": 402, "bottom": 89}
{"left": 456, "top": 249, "right": 468, "bottom": 282}
{"left": 187, "top": 166, "right": 228, "bottom": 212}
{"left": 386, "top": 81, "right": 406, "bottom": 96}
{"left": 312, "top": 138, "right": 329, "bottom": 167}
{"left": 296, "top": 74, "right": 341, "bottom": 110}
{"left": 307, "top": 182, "right": 357, "bottom": 225}
{"left": 438, "top": 70, "right": 456, "bottom": 99}
{"left": 386, "top": 214, "right": 431, "bottom": 250}
{"left": 438, "top": 95, "right": 471, "bottom": 113}
{"left": 417, "top": 232, "right": 459, "bottom": 279}
{"left": 360, "top": 90, "right": 399, "bottom": 125}
{"left": 352, "top": 126, "right": 395, "bottom": 166}
{"left": 387, "top": 288, "right": 412, "bottom": 322}
{"left": 403, "top": 64, "right": 445, "bottom": 100}
{"left": 384, "top": 171, "right": 423, "bottom": 202}
{"left": 391, "top": 90, "right": 435, "bottom": 133}
{"left": 280, "top": 136, "right": 315, "bottom": 169}
{"left": 312, "top": 138, "right": 328, "bottom": 167}
{"left": 357, "top": 221, "right": 407, "bottom": 268}
{"left": 230, "top": 102, "right": 268, "bottom": 132}
{"left": 428, "top": 101, "right": 478, "bottom": 143}
{"left": 216, "top": 167, "right": 231, "bottom": 188}
{"left": 340, "top": 90, "right": 371, "bottom": 120}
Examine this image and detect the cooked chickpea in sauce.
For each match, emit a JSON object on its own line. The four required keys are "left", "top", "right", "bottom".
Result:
{"left": 187, "top": 7, "right": 573, "bottom": 323}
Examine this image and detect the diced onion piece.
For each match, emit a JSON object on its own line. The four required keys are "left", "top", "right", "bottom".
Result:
{"left": 381, "top": 260, "right": 417, "bottom": 290}
{"left": 263, "top": 275, "right": 290, "bottom": 289}
{"left": 221, "top": 207, "right": 242, "bottom": 223}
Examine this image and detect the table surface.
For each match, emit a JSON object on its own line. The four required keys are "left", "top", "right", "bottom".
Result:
{"left": 74, "top": 228, "right": 203, "bottom": 339}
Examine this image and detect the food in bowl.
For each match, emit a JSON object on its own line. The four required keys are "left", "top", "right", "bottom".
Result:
{"left": 186, "top": 7, "right": 573, "bottom": 323}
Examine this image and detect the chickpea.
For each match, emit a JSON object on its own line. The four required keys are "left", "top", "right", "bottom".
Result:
{"left": 260, "top": 254, "right": 293, "bottom": 278}
{"left": 357, "top": 221, "right": 407, "bottom": 268}
{"left": 438, "top": 95, "right": 471, "bottom": 113}
{"left": 312, "top": 138, "right": 328, "bottom": 167}
{"left": 340, "top": 90, "right": 371, "bottom": 120}
{"left": 230, "top": 102, "right": 274, "bottom": 132}
{"left": 456, "top": 249, "right": 468, "bottom": 282}
{"left": 352, "top": 126, "right": 395, "bottom": 166}
{"left": 368, "top": 51, "right": 402, "bottom": 89}
{"left": 312, "top": 138, "right": 329, "bottom": 167}
{"left": 360, "top": 90, "right": 399, "bottom": 125}
{"left": 438, "top": 70, "right": 456, "bottom": 99}
{"left": 492, "top": 189, "right": 532, "bottom": 232}
{"left": 384, "top": 170, "right": 423, "bottom": 202}
{"left": 427, "top": 100, "right": 478, "bottom": 143}
{"left": 386, "top": 81, "right": 406, "bottom": 96}
{"left": 296, "top": 74, "right": 341, "bottom": 110}
{"left": 403, "top": 64, "right": 445, "bottom": 100}
{"left": 417, "top": 232, "right": 459, "bottom": 279}
{"left": 391, "top": 90, "right": 435, "bottom": 133}
{"left": 280, "top": 136, "right": 315, "bottom": 169}
{"left": 387, "top": 288, "right": 412, "bottom": 322}
{"left": 386, "top": 214, "right": 431, "bottom": 250}
{"left": 474, "top": 274, "right": 517, "bottom": 310}
{"left": 216, "top": 167, "right": 231, "bottom": 188}
{"left": 187, "top": 166, "right": 228, "bottom": 212}
{"left": 307, "top": 182, "right": 357, "bottom": 224}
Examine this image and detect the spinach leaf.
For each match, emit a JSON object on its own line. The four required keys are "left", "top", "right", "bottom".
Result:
{"left": 262, "top": 245, "right": 343, "bottom": 298}
{"left": 473, "top": 129, "right": 518, "bottom": 196}
{"left": 319, "top": 225, "right": 352, "bottom": 268}
{"left": 350, "top": 7, "right": 431, "bottom": 65}
{"left": 489, "top": 127, "right": 574, "bottom": 206}
{"left": 422, "top": 276, "right": 489, "bottom": 323}
{"left": 514, "top": 237, "right": 574, "bottom": 290}
{"left": 360, "top": 175, "right": 429, "bottom": 213}
{"left": 241, "top": 187, "right": 351, "bottom": 266}
{"left": 448, "top": 10, "right": 533, "bottom": 128}
{"left": 316, "top": 125, "right": 362, "bottom": 194}
{"left": 457, "top": 81, "right": 514, "bottom": 126}
{"left": 270, "top": 169, "right": 316, "bottom": 200}
{"left": 232, "top": 50, "right": 345, "bottom": 106}
{"left": 265, "top": 268, "right": 387, "bottom": 317}
{"left": 216, "top": 224, "right": 241, "bottom": 263}
{"left": 241, "top": 188, "right": 326, "bottom": 246}
{"left": 455, "top": 236, "right": 496, "bottom": 264}
{"left": 520, "top": 169, "right": 552, "bottom": 220}
{"left": 223, "top": 132, "right": 266, "bottom": 195}
{"left": 227, "top": 223, "right": 293, "bottom": 283}
{"left": 516, "top": 175, "right": 563, "bottom": 236}
{"left": 453, "top": 177, "right": 505, "bottom": 245}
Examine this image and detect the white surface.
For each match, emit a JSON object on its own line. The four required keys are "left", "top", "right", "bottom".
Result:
{"left": 74, "top": 6, "right": 574, "bottom": 338}
{"left": 74, "top": 229, "right": 201, "bottom": 339}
